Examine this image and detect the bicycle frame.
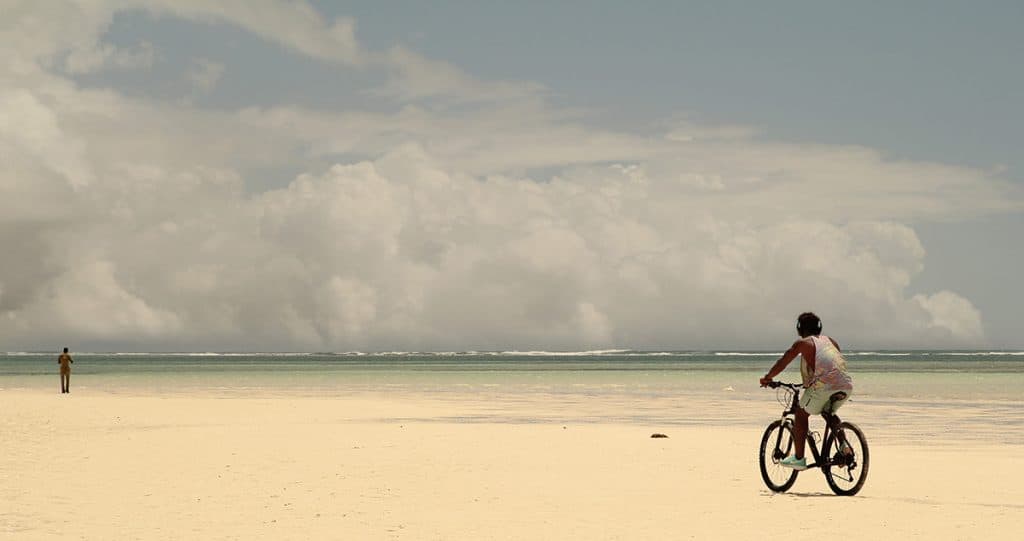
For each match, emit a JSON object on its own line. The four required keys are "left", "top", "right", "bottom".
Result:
{"left": 773, "top": 383, "right": 847, "bottom": 470}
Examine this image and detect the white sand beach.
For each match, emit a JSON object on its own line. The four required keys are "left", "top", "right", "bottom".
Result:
{"left": 3, "top": 388, "right": 1022, "bottom": 540}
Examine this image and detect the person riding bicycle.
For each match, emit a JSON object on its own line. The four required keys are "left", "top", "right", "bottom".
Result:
{"left": 759, "top": 312, "right": 853, "bottom": 470}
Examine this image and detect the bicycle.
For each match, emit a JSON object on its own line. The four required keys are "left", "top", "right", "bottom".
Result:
{"left": 758, "top": 382, "right": 869, "bottom": 496}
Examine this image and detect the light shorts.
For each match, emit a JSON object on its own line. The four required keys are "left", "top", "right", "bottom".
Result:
{"left": 800, "top": 387, "right": 852, "bottom": 415}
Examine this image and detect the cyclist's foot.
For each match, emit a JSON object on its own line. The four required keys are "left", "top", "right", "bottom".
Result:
{"left": 780, "top": 456, "right": 807, "bottom": 470}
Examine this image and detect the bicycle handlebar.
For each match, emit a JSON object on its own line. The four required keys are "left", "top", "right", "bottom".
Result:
{"left": 765, "top": 381, "right": 802, "bottom": 390}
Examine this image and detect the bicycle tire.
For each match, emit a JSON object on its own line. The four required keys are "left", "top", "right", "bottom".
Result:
{"left": 823, "top": 421, "right": 869, "bottom": 496}
{"left": 759, "top": 420, "right": 798, "bottom": 492}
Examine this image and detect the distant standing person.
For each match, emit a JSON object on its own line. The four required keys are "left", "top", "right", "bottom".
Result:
{"left": 58, "top": 347, "right": 73, "bottom": 394}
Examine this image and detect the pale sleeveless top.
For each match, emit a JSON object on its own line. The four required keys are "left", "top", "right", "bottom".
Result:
{"left": 800, "top": 335, "right": 853, "bottom": 391}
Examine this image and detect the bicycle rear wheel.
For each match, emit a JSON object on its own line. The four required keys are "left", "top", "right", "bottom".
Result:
{"left": 823, "top": 421, "right": 869, "bottom": 496}
{"left": 759, "top": 420, "right": 798, "bottom": 492}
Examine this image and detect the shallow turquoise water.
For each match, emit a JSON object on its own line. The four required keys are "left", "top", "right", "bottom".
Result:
{"left": 4, "top": 351, "right": 1022, "bottom": 443}
{"left": 3, "top": 351, "right": 1021, "bottom": 400}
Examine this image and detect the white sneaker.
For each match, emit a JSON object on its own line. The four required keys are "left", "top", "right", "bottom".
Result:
{"left": 779, "top": 456, "right": 807, "bottom": 470}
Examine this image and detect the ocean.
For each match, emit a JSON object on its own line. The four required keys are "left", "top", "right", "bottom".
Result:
{"left": 3, "top": 350, "right": 1022, "bottom": 397}
{"left": 4, "top": 350, "right": 1022, "bottom": 443}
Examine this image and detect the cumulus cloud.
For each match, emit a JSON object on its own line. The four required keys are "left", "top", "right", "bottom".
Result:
{"left": 0, "top": 89, "right": 95, "bottom": 189}
{"left": 912, "top": 291, "right": 984, "bottom": 342}
{"left": 12, "top": 261, "right": 183, "bottom": 340}
{"left": 0, "top": 1, "right": 1019, "bottom": 351}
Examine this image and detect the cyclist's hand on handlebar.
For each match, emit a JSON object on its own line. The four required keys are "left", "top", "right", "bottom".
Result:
{"left": 759, "top": 376, "right": 773, "bottom": 387}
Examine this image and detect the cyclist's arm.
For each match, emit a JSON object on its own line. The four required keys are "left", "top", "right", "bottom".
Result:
{"left": 761, "top": 341, "right": 805, "bottom": 384}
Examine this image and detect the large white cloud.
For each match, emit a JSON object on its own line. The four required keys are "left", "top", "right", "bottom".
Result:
{"left": 1, "top": 1, "right": 1020, "bottom": 351}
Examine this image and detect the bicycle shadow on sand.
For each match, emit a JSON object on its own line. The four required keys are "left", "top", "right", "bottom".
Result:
{"left": 760, "top": 491, "right": 1024, "bottom": 509}
{"left": 760, "top": 490, "right": 839, "bottom": 499}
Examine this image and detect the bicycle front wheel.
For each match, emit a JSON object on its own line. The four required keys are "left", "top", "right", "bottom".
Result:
{"left": 759, "top": 420, "right": 798, "bottom": 492}
{"left": 823, "top": 421, "right": 869, "bottom": 496}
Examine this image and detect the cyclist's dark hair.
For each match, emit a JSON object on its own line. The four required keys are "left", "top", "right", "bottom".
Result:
{"left": 796, "top": 312, "right": 822, "bottom": 337}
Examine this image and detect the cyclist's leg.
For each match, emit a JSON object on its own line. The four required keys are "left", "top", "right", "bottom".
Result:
{"left": 793, "top": 407, "right": 809, "bottom": 458}
{"left": 823, "top": 391, "right": 854, "bottom": 453}
{"left": 797, "top": 388, "right": 832, "bottom": 458}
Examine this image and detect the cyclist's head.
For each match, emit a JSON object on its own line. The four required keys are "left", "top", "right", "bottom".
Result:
{"left": 796, "top": 312, "right": 822, "bottom": 337}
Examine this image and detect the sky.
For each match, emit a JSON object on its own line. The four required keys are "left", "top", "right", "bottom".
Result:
{"left": 1, "top": 0, "right": 1022, "bottom": 352}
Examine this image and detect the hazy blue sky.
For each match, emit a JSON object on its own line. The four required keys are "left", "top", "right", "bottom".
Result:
{"left": 325, "top": 1, "right": 1023, "bottom": 168}
{"left": 2, "top": 1, "right": 1021, "bottom": 350}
